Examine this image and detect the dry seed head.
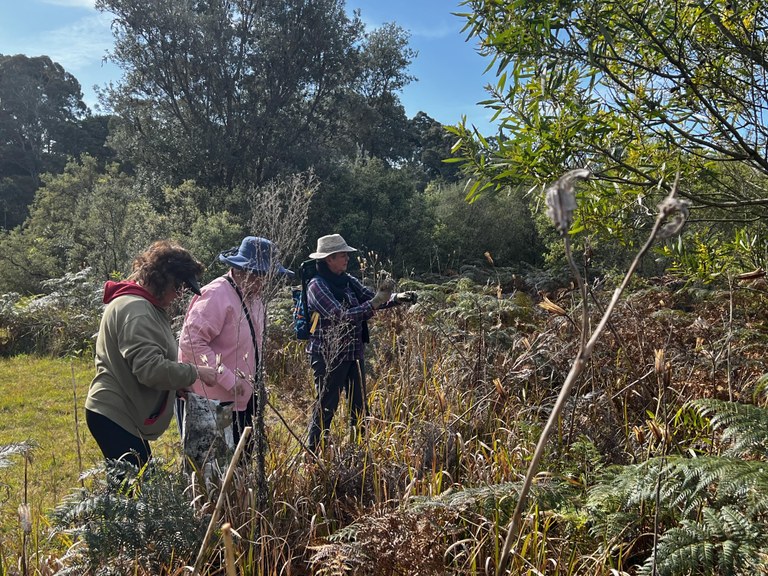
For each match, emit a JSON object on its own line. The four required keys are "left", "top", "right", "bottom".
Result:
{"left": 648, "top": 420, "right": 664, "bottom": 443}
{"left": 545, "top": 168, "right": 591, "bottom": 235}
{"left": 437, "top": 390, "right": 447, "bottom": 411}
{"left": 538, "top": 295, "right": 567, "bottom": 316}
{"left": 654, "top": 349, "right": 666, "bottom": 375}
{"left": 18, "top": 503, "right": 31, "bottom": 534}
{"left": 656, "top": 196, "right": 690, "bottom": 238}
{"left": 493, "top": 377, "right": 507, "bottom": 398}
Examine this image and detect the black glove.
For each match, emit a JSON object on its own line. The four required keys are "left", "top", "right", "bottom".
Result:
{"left": 393, "top": 291, "right": 418, "bottom": 305}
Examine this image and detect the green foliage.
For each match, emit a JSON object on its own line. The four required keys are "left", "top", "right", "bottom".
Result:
{"left": 644, "top": 506, "right": 766, "bottom": 576}
{"left": 0, "top": 268, "right": 102, "bottom": 356}
{"left": 0, "top": 54, "right": 112, "bottom": 228}
{"left": 661, "top": 225, "right": 768, "bottom": 283}
{"left": 408, "top": 112, "right": 464, "bottom": 183}
{"left": 0, "top": 157, "right": 159, "bottom": 293}
{"left": 588, "top": 398, "right": 768, "bottom": 575}
{"left": 99, "top": 0, "right": 417, "bottom": 190}
{"left": 695, "top": 398, "right": 768, "bottom": 458}
{"left": 452, "top": 0, "right": 768, "bottom": 272}
{"left": 427, "top": 180, "right": 544, "bottom": 271}
{"left": 0, "top": 441, "right": 35, "bottom": 470}
{"left": 309, "top": 155, "right": 433, "bottom": 272}
{"left": 183, "top": 211, "right": 246, "bottom": 281}
{"left": 51, "top": 460, "right": 209, "bottom": 575}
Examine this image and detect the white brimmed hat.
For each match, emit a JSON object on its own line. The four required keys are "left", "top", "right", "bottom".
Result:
{"left": 309, "top": 234, "right": 358, "bottom": 259}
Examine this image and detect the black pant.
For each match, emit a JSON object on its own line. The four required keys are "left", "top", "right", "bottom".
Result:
{"left": 86, "top": 409, "right": 151, "bottom": 468}
{"left": 307, "top": 355, "right": 366, "bottom": 453}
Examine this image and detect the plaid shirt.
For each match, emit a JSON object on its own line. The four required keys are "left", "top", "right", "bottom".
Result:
{"left": 306, "top": 273, "right": 375, "bottom": 361}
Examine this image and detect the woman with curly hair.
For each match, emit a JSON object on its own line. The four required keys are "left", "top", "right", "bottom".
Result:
{"left": 85, "top": 240, "right": 217, "bottom": 467}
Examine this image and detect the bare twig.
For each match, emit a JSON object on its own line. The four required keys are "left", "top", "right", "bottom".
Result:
{"left": 495, "top": 172, "right": 689, "bottom": 575}
{"left": 71, "top": 361, "right": 84, "bottom": 487}
{"left": 192, "top": 426, "right": 252, "bottom": 575}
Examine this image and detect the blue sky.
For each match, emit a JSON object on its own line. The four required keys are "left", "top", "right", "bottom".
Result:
{"left": 0, "top": 0, "right": 497, "bottom": 133}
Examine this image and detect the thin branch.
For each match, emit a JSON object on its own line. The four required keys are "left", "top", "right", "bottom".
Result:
{"left": 496, "top": 172, "right": 689, "bottom": 576}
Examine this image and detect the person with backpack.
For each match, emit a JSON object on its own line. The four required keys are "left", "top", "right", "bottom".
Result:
{"left": 177, "top": 236, "right": 293, "bottom": 450}
{"left": 304, "top": 233, "right": 417, "bottom": 454}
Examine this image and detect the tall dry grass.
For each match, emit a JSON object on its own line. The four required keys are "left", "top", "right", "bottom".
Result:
{"left": 1, "top": 267, "right": 766, "bottom": 574}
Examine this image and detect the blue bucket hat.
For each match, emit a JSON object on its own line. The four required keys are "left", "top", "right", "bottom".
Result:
{"left": 218, "top": 237, "right": 294, "bottom": 277}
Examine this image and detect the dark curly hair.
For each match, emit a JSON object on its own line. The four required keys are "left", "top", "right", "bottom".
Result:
{"left": 128, "top": 240, "right": 204, "bottom": 299}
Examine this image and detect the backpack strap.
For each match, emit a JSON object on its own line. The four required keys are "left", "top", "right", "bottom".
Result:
{"left": 304, "top": 276, "right": 321, "bottom": 336}
{"left": 225, "top": 275, "right": 260, "bottom": 368}
{"left": 301, "top": 261, "right": 320, "bottom": 336}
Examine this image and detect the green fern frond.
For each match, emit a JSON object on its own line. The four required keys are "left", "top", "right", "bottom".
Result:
{"left": 638, "top": 506, "right": 767, "bottom": 576}
{"left": 0, "top": 440, "right": 36, "bottom": 468}
{"left": 693, "top": 399, "right": 768, "bottom": 458}
{"left": 590, "top": 456, "right": 768, "bottom": 521}
{"left": 410, "top": 480, "right": 578, "bottom": 525}
{"left": 662, "top": 457, "right": 768, "bottom": 515}
{"left": 49, "top": 459, "right": 208, "bottom": 573}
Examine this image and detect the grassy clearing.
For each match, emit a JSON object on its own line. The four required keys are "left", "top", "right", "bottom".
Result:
{"left": 0, "top": 355, "right": 183, "bottom": 558}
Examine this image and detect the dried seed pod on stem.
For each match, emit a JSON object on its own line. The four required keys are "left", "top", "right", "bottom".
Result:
{"left": 495, "top": 172, "right": 689, "bottom": 576}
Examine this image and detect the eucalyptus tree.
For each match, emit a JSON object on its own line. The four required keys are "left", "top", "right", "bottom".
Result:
{"left": 0, "top": 54, "right": 88, "bottom": 228}
{"left": 97, "top": 0, "right": 416, "bottom": 198}
{"left": 451, "top": 0, "right": 768, "bottom": 251}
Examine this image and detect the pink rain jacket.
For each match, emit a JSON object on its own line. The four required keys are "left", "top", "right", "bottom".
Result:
{"left": 178, "top": 271, "right": 264, "bottom": 411}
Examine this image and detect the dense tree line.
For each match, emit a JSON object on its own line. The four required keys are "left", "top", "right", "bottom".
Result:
{"left": 0, "top": 54, "right": 114, "bottom": 229}
{"left": 0, "top": 0, "right": 542, "bottom": 295}
{"left": 3, "top": 0, "right": 765, "bottom": 297}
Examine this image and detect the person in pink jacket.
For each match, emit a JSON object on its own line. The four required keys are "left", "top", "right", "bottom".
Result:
{"left": 178, "top": 236, "right": 293, "bottom": 448}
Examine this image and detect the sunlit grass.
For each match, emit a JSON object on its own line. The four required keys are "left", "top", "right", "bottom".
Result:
{"left": 0, "top": 355, "right": 183, "bottom": 560}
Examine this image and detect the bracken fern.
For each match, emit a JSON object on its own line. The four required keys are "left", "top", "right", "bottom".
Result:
{"left": 588, "top": 397, "right": 768, "bottom": 575}
{"left": 50, "top": 459, "right": 210, "bottom": 575}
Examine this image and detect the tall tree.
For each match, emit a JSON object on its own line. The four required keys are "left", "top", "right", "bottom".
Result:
{"left": 0, "top": 54, "right": 88, "bottom": 228}
{"left": 0, "top": 156, "right": 166, "bottom": 294}
{"left": 452, "top": 0, "right": 768, "bottom": 219}
{"left": 409, "top": 112, "right": 463, "bottom": 183}
{"left": 308, "top": 155, "right": 433, "bottom": 273}
{"left": 335, "top": 22, "right": 418, "bottom": 163}
{"left": 98, "top": 0, "right": 416, "bottom": 192}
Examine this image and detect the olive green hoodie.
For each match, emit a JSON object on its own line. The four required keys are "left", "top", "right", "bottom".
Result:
{"left": 85, "top": 281, "right": 196, "bottom": 441}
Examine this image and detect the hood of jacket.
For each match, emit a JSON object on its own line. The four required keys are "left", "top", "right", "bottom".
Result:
{"left": 102, "top": 280, "right": 163, "bottom": 308}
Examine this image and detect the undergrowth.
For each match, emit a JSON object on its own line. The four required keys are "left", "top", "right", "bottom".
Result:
{"left": 1, "top": 264, "right": 767, "bottom": 574}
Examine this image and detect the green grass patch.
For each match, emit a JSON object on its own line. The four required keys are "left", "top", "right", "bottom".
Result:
{"left": 0, "top": 355, "right": 182, "bottom": 560}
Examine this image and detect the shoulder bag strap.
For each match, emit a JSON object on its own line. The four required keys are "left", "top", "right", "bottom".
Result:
{"left": 225, "top": 275, "right": 260, "bottom": 368}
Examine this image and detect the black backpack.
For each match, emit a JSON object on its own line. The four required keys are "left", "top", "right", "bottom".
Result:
{"left": 292, "top": 260, "right": 319, "bottom": 340}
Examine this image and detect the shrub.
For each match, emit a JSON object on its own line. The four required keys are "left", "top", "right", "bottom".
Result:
{"left": 0, "top": 268, "right": 102, "bottom": 357}
{"left": 51, "top": 459, "right": 210, "bottom": 575}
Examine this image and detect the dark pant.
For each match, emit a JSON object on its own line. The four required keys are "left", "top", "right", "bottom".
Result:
{"left": 175, "top": 395, "right": 255, "bottom": 450}
{"left": 307, "top": 355, "right": 366, "bottom": 453}
{"left": 233, "top": 396, "right": 255, "bottom": 449}
{"left": 86, "top": 409, "right": 151, "bottom": 468}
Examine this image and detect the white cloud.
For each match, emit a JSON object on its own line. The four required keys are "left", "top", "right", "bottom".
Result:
{"left": 409, "top": 23, "right": 460, "bottom": 39}
{"left": 32, "top": 13, "right": 114, "bottom": 72}
{"left": 41, "top": 0, "right": 96, "bottom": 8}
